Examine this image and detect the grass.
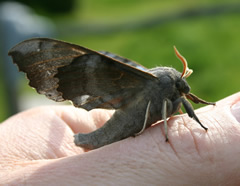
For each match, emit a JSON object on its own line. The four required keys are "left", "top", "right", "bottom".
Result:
{"left": 0, "top": 66, "right": 8, "bottom": 121}
{"left": 1, "top": 0, "right": 240, "bottom": 121}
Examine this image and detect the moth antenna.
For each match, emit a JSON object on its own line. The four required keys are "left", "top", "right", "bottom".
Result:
{"left": 173, "top": 46, "right": 193, "bottom": 78}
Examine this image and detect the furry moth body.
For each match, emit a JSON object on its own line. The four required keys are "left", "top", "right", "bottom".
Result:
{"left": 8, "top": 38, "right": 215, "bottom": 149}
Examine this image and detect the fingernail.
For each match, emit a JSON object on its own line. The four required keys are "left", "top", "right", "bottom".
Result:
{"left": 231, "top": 101, "right": 240, "bottom": 123}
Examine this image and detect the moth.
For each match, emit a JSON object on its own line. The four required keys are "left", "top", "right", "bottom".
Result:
{"left": 8, "top": 38, "right": 215, "bottom": 149}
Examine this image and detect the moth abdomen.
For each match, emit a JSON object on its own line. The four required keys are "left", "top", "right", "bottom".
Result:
{"left": 74, "top": 100, "right": 150, "bottom": 149}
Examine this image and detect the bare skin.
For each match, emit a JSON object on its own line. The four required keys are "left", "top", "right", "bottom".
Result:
{"left": 1, "top": 92, "right": 240, "bottom": 185}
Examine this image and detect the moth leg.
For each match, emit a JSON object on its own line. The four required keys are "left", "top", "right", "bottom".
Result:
{"left": 178, "top": 108, "right": 184, "bottom": 114}
{"left": 181, "top": 97, "right": 208, "bottom": 131}
{"left": 186, "top": 93, "right": 215, "bottom": 105}
{"left": 134, "top": 101, "right": 151, "bottom": 136}
{"left": 162, "top": 99, "right": 169, "bottom": 142}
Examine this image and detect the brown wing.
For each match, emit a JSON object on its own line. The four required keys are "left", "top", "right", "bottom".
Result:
{"left": 8, "top": 38, "right": 157, "bottom": 110}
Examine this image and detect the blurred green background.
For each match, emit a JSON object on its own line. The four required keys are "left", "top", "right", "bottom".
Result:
{"left": 0, "top": 0, "right": 240, "bottom": 122}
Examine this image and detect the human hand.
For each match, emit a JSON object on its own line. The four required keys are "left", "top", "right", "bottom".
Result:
{"left": 1, "top": 92, "right": 240, "bottom": 185}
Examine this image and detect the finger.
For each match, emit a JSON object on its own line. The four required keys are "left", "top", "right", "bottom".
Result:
{"left": 151, "top": 92, "right": 240, "bottom": 158}
{"left": 141, "top": 92, "right": 240, "bottom": 185}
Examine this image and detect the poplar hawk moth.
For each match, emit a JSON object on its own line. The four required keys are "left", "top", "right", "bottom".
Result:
{"left": 8, "top": 38, "right": 215, "bottom": 149}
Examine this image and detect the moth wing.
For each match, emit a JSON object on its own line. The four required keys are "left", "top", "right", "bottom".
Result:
{"left": 55, "top": 53, "right": 157, "bottom": 110}
{"left": 99, "top": 51, "right": 148, "bottom": 72}
{"left": 8, "top": 38, "right": 92, "bottom": 101}
{"left": 8, "top": 38, "right": 157, "bottom": 110}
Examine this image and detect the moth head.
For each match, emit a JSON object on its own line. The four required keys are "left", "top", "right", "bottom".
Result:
{"left": 174, "top": 46, "right": 192, "bottom": 94}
